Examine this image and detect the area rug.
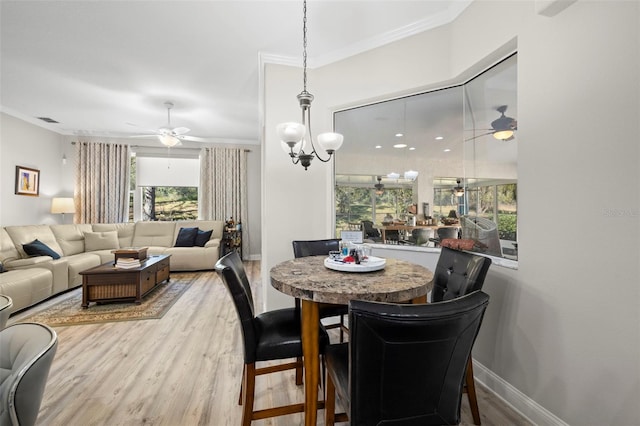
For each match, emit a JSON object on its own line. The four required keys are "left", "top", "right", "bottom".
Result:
{"left": 20, "top": 272, "right": 199, "bottom": 327}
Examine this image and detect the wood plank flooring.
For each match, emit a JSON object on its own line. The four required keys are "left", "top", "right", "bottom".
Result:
{"left": 10, "top": 261, "right": 533, "bottom": 426}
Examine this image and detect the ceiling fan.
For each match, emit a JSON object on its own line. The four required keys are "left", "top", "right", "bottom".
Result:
{"left": 466, "top": 105, "right": 518, "bottom": 141}
{"left": 374, "top": 176, "right": 385, "bottom": 195}
{"left": 452, "top": 178, "right": 465, "bottom": 196}
{"left": 131, "top": 101, "right": 209, "bottom": 146}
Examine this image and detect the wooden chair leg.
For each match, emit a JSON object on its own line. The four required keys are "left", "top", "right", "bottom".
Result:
{"left": 238, "top": 365, "right": 244, "bottom": 405}
{"left": 295, "top": 356, "right": 303, "bottom": 385}
{"left": 325, "top": 370, "right": 336, "bottom": 426}
{"left": 465, "top": 357, "right": 481, "bottom": 425}
{"left": 241, "top": 363, "right": 256, "bottom": 426}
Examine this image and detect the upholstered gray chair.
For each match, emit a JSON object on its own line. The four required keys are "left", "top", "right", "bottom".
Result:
{"left": 0, "top": 322, "right": 58, "bottom": 426}
{"left": 0, "top": 295, "right": 12, "bottom": 329}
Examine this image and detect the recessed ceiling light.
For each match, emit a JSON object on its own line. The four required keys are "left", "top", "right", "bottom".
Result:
{"left": 395, "top": 133, "right": 403, "bottom": 137}
{"left": 435, "top": 136, "right": 444, "bottom": 140}
{"left": 375, "top": 145, "right": 382, "bottom": 149}
{"left": 443, "top": 148, "right": 451, "bottom": 152}
{"left": 409, "top": 147, "right": 416, "bottom": 151}
{"left": 393, "top": 143, "right": 407, "bottom": 149}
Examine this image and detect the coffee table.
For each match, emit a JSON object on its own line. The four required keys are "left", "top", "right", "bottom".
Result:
{"left": 80, "top": 254, "right": 171, "bottom": 308}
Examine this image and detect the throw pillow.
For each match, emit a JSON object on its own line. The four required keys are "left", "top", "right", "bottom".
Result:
{"left": 175, "top": 227, "right": 199, "bottom": 247}
{"left": 194, "top": 229, "right": 213, "bottom": 247}
{"left": 84, "top": 231, "right": 120, "bottom": 251}
{"left": 23, "top": 239, "right": 61, "bottom": 259}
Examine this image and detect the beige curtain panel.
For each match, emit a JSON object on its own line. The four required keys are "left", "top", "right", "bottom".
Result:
{"left": 75, "top": 141, "right": 130, "bottom": 224}
{"left": 199, "top": 147, "right": 248, "bottom": 258}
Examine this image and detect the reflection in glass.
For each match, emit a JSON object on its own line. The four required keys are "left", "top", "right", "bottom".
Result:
{"left": 334, "top": 54, "right": 517, "bottom": 260}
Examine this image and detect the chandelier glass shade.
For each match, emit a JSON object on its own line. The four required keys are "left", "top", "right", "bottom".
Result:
{"left": 276, "top": 0, "right": 343, "bottom": 170}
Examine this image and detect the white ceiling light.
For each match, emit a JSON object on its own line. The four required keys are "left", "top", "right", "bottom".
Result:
{"left": 276, "top": 0, "right": 343, "bottom": 170}
{"left": 404, "top": 170, "right": 418, "bottom": 180}
{"left": 387, "top": 172, "right": 400, "bottom": 179}
{"left": 435, "top": 136, "right": 444, "bottom": 140}
{"left": 393, "top": 143, "right": 407, "bottom": 148}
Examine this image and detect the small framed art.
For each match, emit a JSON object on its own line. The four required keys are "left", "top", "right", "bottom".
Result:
{"left": 15, "top": 166, "right": 40, "bottom": 196}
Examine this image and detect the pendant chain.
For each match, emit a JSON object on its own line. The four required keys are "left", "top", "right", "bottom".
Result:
{"left": 302, "top": 0, "right": 308, "bottom": 93}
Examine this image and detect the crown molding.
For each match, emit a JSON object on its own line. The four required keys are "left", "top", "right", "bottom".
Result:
{"left": 261, "top": 0, "right": 473, "bottom": 69}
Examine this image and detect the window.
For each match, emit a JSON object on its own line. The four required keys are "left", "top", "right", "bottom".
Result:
{"left": 131, "top": 155, "right": 200, "bottom": 221}
{"left": 141, "top": 186, "right": 198, "bottom": 221}
{"left": 335, "top": 175, "right": 414, "bottom": 236}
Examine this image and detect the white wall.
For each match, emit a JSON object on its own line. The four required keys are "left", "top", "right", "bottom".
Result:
{"left": 262, "top": 1, "right": 639, "bottom": 424}
{"left": 0, "top": 113, "right": 69, "bottom": 225}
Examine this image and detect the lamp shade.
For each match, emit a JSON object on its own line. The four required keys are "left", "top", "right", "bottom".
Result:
{"left": 159, "top": 134, "right": 180, "bottom": 147}
{"left": 51, "top": 197, "right": 75, "bottom": 214}
{"left": 493, "top": 129, "right": 514, "bottom": 140}
{"left": 277, "top": 122, "right": 305, "bottom": 144}
{"left": 317, "top": 132, "right": 344, "bottom": 153}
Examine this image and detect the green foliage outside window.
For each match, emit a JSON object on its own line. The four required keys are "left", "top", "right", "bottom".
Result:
{"left": 336, "top": 185, "right": 413, "bottom": 234}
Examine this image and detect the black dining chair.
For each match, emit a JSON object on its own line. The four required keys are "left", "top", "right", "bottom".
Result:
{"left": 292, "top": 239, "right": 349, "bottom": 342}
{"left": 432, "top": 246, "right": 492, "bottom": 425}
{"left": 215, "top": 251, "right": 329, "bottom": 426}
{"left": 325, "top": 291, "right": 490, "bottom": 426}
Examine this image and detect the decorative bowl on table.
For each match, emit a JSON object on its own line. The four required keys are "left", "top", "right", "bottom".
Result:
{"left": 324, "top": 256, "right": 386, "bottom": 273}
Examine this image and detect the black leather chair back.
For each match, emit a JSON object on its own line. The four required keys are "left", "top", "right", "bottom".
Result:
{"left": 348, "top": 292, "right": 490, "bottom": 425}
{"left": 361, "top": 221, "right": 381, "bottom": 239}
{"left": 215, "top": 251, "right": 258, "bottom": 363}
{"left": 292, "top": 239, "right": 340, "bottom": 258}
{"left": 431, "top": 247, "right": 492, "bottom": 302}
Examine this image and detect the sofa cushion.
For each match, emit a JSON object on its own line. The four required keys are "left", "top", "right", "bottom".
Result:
{"left": 5, "top": 225, "right": 64, "bottom": 259}
{"left": 0, "top": 228, "right": 20, "bottom": 263}
{"left": 195, "top": 229, "right": 213, "bottom": 247}
{"left": 51, "top": 224, "right": 93, "bottom": 256}
{"left": 84, "top": 231, "right": 120, "bottom": 251}
{"left": 132, "top": 222, "right": 176, "bottom": 247}
{"left": 175, "top": 227, "right": 199, "bottom": 247}
{"left": 23, "top": 239, "right": 61, "bottom": 259}
{"left": 92, "top": 223, "right": 135, "bottom": 248}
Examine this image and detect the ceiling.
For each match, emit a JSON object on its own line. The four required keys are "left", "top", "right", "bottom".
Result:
{"left": 0, "top": 0, "right": 473, "bottom": 147}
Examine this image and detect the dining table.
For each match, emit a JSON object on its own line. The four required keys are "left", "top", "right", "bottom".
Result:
{"left": 270, "top": 255, "right": 434, "bottom": 426}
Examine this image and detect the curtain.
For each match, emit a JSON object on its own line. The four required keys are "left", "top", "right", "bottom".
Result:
{"left": 75, "top": 141, "right": 130, "bottom": 224}
{"left": 200, "top": 147, "right": 248, "bottom": 259}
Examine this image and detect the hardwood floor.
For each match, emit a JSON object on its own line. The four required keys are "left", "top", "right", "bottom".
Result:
{"left": 11, "top": 261, "right": 533, "bottom": 426}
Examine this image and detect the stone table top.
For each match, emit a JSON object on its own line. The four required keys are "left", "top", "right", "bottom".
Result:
{"left": 270, "top": 256, "right": 433, "bottom": 305}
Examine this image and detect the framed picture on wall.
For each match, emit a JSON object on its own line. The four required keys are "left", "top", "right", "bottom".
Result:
{"left": 15, "top": 165, "right": 40, "bottom": 196}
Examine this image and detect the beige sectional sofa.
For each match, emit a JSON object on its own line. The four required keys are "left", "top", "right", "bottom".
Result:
{"left": 0, "top": 220, "right": 224, "bottom": 313}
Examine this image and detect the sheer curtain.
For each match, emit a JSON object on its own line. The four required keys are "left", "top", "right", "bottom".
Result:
{"left": 199, "top": 147, "right": 248, "bottom": 258}
{"left": 75, "top": 141, "right": 130, "bottom": 224}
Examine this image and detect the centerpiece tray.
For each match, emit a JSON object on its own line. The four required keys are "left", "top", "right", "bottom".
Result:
{"left": 324, "top": 256, "right": 386, "bottom": 273}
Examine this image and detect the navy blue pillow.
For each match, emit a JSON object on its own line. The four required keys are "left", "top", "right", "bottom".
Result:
{"left": 175, "top": 227, "right": 199, "bottom": 247}
{"left": 194, "top": 229, "right": 213, "bottom": 247}
{"left": 23, "top": 239, "right": 61, "bottom": 259}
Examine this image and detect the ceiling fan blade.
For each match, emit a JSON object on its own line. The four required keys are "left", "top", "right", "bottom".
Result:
{"left": 464, "top": 131, "right": 494, "bottom": 141}
{"left": 172, "top": 127, "right": 190, "bottom": 135}
{"left": 180, "top": 135, "right": 215, "bottom": 143}
{"left": 129, "top": 134, "right": 159, "bottom": 138}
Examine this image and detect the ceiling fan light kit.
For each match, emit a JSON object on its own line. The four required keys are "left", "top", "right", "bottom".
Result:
{"left": 374, "top": 176, "right": 384, "bottom": 195}
{"left": 276, "top": 0, "right": 343, "bottom": 170}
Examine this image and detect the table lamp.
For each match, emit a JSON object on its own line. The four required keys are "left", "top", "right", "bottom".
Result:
{"left": 51, "top": 197, "right": 75, "bottom": 222}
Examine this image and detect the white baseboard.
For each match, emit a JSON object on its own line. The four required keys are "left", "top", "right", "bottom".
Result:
{"left": 473, "top": 360, "right": 569, "bottom": 426}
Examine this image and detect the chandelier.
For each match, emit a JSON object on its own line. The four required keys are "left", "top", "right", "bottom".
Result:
{"left": 276, "top": 0, "right": 343, "bottom": 170}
